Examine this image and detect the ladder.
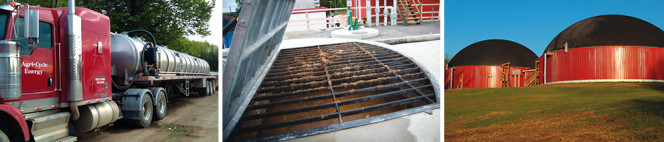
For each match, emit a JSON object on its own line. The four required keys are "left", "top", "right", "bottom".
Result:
{"left": 396, "top": 0, "right": 422, "bottom": 25}
{"left": 457, "top": 73, "right": 463, "bottom": 89}
{"left": 501, "top": 62, "right": 511, "bottom": 88}
{"left": 524, "top": 61, "right": 540, "bottom": 87}
{"left": 524, "top": 73, "right": 538, "bottom": 87}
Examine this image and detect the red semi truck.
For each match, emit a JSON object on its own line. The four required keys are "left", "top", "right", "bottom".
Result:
{"left": 0, "top": 1, "right": 217, "bottom": 141}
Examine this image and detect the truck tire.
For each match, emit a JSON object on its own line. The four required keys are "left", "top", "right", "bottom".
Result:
{"left": 207, "top": 81, "right": 212, "bottom": 96}
{"left": 199, "top": 81, "right": 210, "bottom": 96}
{"left": 210, "top": 81, "right": 216, "bottom": 94}
{"left": 0, "top": 130, "right": 9, "bottom": 142}
{"left": 198, "top": 88, "right": 209, "bottom": 96}
{"left": 154, "top": 90, "right": 167, "bottom": 120}
{"left": 133, "top": 95, "right": 153, "bottom": 128}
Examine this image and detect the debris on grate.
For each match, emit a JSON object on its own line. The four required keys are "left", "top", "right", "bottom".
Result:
{"left": 229, "top": 42, "right": 437, "bottom": 141}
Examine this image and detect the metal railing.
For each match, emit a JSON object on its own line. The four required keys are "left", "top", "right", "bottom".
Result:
{"left": 287, "top": 2, "right": 439, "bottom": 31}
{"left": 414, "top": 3, "right": 439, "bottom": 21}
{"left": 288, "top": 8, "right": 350, "bottom": 31}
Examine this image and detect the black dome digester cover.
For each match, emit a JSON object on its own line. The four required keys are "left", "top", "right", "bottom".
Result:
{"left": 545, "top": 15, "right": 664, "bottom": 53}
{"left": 449, "top": 39, "right": 538, "bottom": 67}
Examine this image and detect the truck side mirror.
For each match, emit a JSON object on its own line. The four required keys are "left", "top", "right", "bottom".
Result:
{"left": 23, "top": 7, "right": 38, "bottom": 49}
{"left": 28, "top": 9, "right": 39, "bottom": 39}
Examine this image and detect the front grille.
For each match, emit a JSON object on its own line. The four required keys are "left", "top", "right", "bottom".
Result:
{"left": 230, "top": 42, "right": 438, "bottom": 141}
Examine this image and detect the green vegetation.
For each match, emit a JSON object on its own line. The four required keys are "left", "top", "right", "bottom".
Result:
{"left": 168, "top": 38, "right": 218, "bottom": 71}
{"left": 320, "top": 0, "right": 348, "bottom": 14}
{"left": 158, "top": 124, "right": 195, "bottom": 142}
{"left": 26, "top": 0, "right": 218, "bottom": 71}
{"left": 446, "top": 83, "right": 664, "bottom": 140}
{"left": 321, "top": 0, "right": 347, "bottom": 8}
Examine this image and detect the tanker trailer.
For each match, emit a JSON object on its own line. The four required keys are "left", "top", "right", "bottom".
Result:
{"left": 110, "top": 33, "right": 211, "bottom": 81}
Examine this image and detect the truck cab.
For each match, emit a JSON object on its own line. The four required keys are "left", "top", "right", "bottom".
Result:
{"left": 0, "top": 1, "right": 218, "bottom": 141}
{"left": 0, "top": 2, "right": 112, "bottom": 141}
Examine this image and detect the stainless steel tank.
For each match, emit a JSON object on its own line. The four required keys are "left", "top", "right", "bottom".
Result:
{"left": 111, "top": 34, "right": 210, "bottom": 80}
{"left": 0, "top": 40, "right": 20, "bottom": 100}
{"left": 111, "top": 34, "right": 144, "bottom": 80}
{"left": 183, "top": 55, "right": 191, "bottom": 73}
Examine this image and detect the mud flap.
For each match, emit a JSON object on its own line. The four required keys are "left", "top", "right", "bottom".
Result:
{"left": 120, "top": 89, "right": 152, "bottom": 120}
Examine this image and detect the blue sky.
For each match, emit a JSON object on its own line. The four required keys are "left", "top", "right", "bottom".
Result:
{"left": 445, "top": 0, "right": 664, "bottom": 58}
{"left": 223, "top": 0, "right": 239, "bottom": 13}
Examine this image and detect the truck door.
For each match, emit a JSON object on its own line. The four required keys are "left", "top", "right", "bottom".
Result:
{"left": 16, "top": 18, "right": 57, "bottom": 96}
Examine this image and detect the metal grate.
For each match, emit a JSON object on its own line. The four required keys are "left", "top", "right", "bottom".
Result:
{"left": 222, "top": 1, "right": 297, "bottom": 140}
{"left": 230, "top": 42, "right": 438, "bottom": 141}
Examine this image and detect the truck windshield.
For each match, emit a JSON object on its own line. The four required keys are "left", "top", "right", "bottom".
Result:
{"left": 0, "top": 10, "right": 7, "bottom": 39}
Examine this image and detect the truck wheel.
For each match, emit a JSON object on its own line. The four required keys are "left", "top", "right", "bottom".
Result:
{"left": 133, "top": 94, "right": 153, "bottom": 128}
{"left": 154, "top": 90, "right": 167, "bottom": 120}
{"left": 0, "top": 130, "right": 9, "bottom": 142}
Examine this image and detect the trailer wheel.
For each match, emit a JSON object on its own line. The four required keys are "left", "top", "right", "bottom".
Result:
{"left": 213, "top": 80, "right": 216, "bottom": 93}
{"left": 133, "top": 95, "right": 153, "bottom": 128}
{"left": 199, "top": 82, "right": 210, "bottom": 96}
{"left": 154, "top": 90, "right": 167, "bottom": 120}
{"left": 207, "top": 81, "right": 212, "bottom": 96}
{"left": 198, "top": 88, "right": 209, "bottom": 96}
{"left": 0, "top": 130, "right": 9, "bottom": 142}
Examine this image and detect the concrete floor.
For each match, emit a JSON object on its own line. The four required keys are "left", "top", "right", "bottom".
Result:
{"left": 387, "top": 40, "right": 441, "bottom": 81}
{"left": 285, "top": 21, "right": 440, "bottom": 40}
{"left": 287, "top": 109, "right": 440, "bottom": 142}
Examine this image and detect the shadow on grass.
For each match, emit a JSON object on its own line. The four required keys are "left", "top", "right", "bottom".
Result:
{"left": 613, "top": 99, "right": 664, "bottom": 140}
{"left": 625, "top": 99, "right": 664, "bottom": 116}
{"left": 640, "top": 83, "right": 664, "bottom": 92}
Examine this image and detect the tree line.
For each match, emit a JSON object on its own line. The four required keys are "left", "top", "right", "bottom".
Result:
{"left": 24, "top": 0, "right": 219, "bottom": 71}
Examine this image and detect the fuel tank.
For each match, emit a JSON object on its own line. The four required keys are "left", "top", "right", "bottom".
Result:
{"left": 0, "top": 40, "right": 20, "bottom": 100}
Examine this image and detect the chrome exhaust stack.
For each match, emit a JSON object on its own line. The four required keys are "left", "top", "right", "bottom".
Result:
{"left": 66, "top": 0, "right": 83, "bottom": 120}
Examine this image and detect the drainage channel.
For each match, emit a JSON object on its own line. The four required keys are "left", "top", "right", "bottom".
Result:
{"left": 229, "top": 42, "right": 438, "bottom": 141}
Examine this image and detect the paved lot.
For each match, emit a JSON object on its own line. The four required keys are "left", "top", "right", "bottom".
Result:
{"left": 285, "top": 21, "right": 440, "bottom": 40}
{"left": 387, "top": 40, "right": 441, "bottom": 80}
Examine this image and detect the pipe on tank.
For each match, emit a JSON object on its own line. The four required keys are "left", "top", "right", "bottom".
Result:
{"left": 357, "top": 0, "right": 360, "bottom": 20}
{"left": 366, "top": 0, "right": 371, "bottom": 26}
{"left": 513, "top": 71, "right": 516, "bottom": 87}
{"left": 383, "top": 6, "right": 393, "bottom": 26}
{"left": 543, "top": 52, "right": 552, "bottom": 84}
{"left": 449, "top": 67, "right": 454, "bottom": 89}
{"left": 375, "top": 0, "right": 380, "bottom": 26}
{"left": 390, "top": 0, "right": 397, "bottom": 26}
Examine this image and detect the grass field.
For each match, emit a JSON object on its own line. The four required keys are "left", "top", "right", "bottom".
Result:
{"left": 445, "top": 83, "right": 664, "bottom": 141}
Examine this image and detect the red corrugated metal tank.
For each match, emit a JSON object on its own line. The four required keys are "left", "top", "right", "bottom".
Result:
{"left": 446, "top": 39, "right": 538, "bottom": 89}
{"left": 540, "top": 15, "right": 664, "bottom": 84}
